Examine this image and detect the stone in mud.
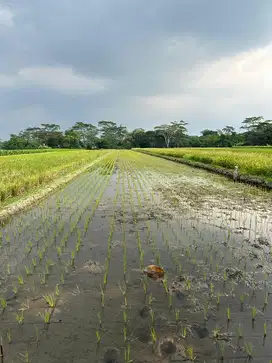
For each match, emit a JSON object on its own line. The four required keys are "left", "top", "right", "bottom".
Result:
{"left": 160, "top": 340, "right": 177, "bottom": 356}
{"left": 104, "top": 347, "right": 120, "bottom": 363}
{"left": 192, "top": 324, "right": 209, "bottom": 339}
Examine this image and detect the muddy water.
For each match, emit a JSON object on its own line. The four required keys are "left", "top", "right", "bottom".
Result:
{"left": 0, "top": 151, "right": 271, "bottom": 363}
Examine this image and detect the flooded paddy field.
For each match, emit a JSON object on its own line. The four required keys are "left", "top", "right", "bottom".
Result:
{"left": 0, "top": 150, "right": 271, "bottom": 363}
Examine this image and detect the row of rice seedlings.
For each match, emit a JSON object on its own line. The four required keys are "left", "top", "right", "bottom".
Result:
{"left": 120, "top": 157, "right": 150, "bottom": 302}
{"left": 118, "top": 155, "right": 134, "bottom": 362}
{"left": 96, "top": 155, "right": 120, "bottom": 356}
{"left": 123, "top": 155, "right": 180, "bottom": 353}
{"left": 129, "top": 155, "right": 221, "bottom": 323}
{"left": 127, "top": 157, "right": 178, "bottom": 312}
{"left": 1, "top": 155, "right": 116, "bottom": 337}
{"left": 120, "top": 155, "right": 162, "bottom": 359}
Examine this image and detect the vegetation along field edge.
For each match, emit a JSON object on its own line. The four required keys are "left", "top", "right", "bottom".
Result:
{"left": 0, "top": 152, "right": 110, "bottom": 225}
{"left": 135, "top": 149, "right": 272, "bottom": 190}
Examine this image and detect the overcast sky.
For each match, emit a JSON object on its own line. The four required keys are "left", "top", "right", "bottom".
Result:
{"left": 0, "top": 0, "right": 272, "bottom": 138}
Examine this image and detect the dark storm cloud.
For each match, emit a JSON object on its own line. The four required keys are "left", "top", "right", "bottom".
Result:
{"left": 0, "top": 0, "right": 272, "bottom": 138}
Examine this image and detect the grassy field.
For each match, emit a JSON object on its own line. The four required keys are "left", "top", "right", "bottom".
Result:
{"left": 0, "top": 151, "right": 271, "bottom": 362}
{"left": 0, "top": 148, "right": 60, "bottom": 156}
{"left": 0, "top": 150, "right": 108, "bottom": 204}
{"left": 136, "top": 147, "right": 272, "bottom": 181}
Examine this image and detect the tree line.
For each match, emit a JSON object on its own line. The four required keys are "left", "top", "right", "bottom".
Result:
{"left": 0, "top": 117, "right": 271, "bottom": 150}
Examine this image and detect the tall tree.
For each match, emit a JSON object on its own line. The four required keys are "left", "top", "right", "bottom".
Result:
{"left": 241, "top": 116, "right": 264, "bottom": 131}
{"left": 70, "top": 122, "right": 98, "bottom": 148}
{"left": 222, "top": 126, "right": 235, "bottom": 135}
{"left": 98, "top": 121, "right": 128, "bottom": 148}
{"left": 155, "top": 121, "right": 188, "bottom": 148}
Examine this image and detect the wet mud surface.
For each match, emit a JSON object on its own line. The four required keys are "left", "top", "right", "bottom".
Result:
{"left": 0, "top": 151, "right": 271, "bottom": 362}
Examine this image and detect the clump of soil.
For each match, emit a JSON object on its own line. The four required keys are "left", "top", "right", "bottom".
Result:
{"left": 83, "top": 260, "right": 104, "bottom": 274}
{"left": 225, "top": 267, "right": 244, "bottom": 281}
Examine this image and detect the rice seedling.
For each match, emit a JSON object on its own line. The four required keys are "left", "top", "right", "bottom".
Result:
{"left": 39, "top": 310, "right": 51, "bottom": 324}
{"left": 209, "top": 282, "right": 214, "bottom": 297}
{"left": 24, "top": 265, "right": 31, "bottom": 276}
{"left": 251, "top": 306, "right": 257, "bottom": 321}
{"left": 70, "top": 250, "right": 75, "bottom": 266}
{"left": 12, "top": 284, "right": 18, "bottom": 296}
{"left": 219, "top": 341, "right": 225, "bottom": 362}
{"left": 43, "top": 293, "right": 57, "bottom": 308}
{"left": 17, "top": 275, "right": 24, "bottom": 285}
{"left": 55, "top": 284, "right": 60, "bottom": 297}
{"left": 181, "top": 326, "right": 187, "bottom": 339}
{"left": 100, "top": 285, "right": 105, "bottom": 308}
{"left": 150, "top": 326, "right": 157, "bottom": 347}
{"left": 175, "top": 309, "right": 180, "bottom": 322}
{"left": 40, "top": 273, "right": 46, "bottom": 285}
{"left": 32, "top": 258, "right": 37, "bottom": 268}
{"left": 124, "top": 343, "right": 132, "bottom": 363}
{"left": 18, "top": 350, "right": 30, "bottom": 363}
{"left": 0, "top": 297, "right": 7, "bottom": 312}
{"left": 236, "top": 324, "right": 243, "bottom": 340}
{"left": 226, "top": 306, "right": 231, "bottom": 322}
{"left": 96, "top": 329, "right": 101, "bottom": 344}
{"left": 264, "top": 321, "right": 267, "bottom": 338}
{"left": 187, "top": 347, "right": 196, "bottom": 361}
{"left": 15, "top": 311, "right": 24, "bottom": 325}
{"left": 6, "top": 329, "right": 11, "bottom": 344}
{"left": 6, "top": 264, "right": 11, "bottom": 275}
{"left": 244, "top": 342, "right": 253, "bottom": 361}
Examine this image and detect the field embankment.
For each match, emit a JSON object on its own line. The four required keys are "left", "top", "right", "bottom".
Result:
{"left": 0, "top": 150, "right": 109, "bottom": 208}
{"left": 135, "top": 148, "right": 272, "bottom": 189}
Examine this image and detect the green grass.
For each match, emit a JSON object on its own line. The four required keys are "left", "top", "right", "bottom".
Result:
{"left": 0, "top": 150, "right": 107, "bottom": 204}
{"left": 0, "top": 148, "right": 59, "bottom": 156}
{"left": 135, "top": 148, "right": 272, "bottom": 181}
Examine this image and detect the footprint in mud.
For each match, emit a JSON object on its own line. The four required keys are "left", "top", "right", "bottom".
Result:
{"left": 136, "top": 322, "right": 151, "bottom": 343}
{"left": 104, "top": 347, "right": 120, "bottom": 363}
{"left": 159, "top": 339, "right": 177, "bottom": 356}
{"left": 192, "top": 323, "right": 209, "bottom": 339}
{"left": 139, "top": 305, "right": 150, "bottom": 319}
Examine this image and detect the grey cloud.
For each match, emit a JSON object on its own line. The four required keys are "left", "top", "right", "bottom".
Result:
{"left": 0, "top": 0, "right": 272, "bottom": 138}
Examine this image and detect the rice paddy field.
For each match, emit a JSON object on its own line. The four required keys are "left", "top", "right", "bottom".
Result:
{"left": 137, "top": 148, "right": 272, "bottom": 181}
{"left": 0, "top": 150, "right": 272, "bottom": 362}
{"left": 0, "top": 149, "right": 58, "bottom": 156}
{"left": 0, "top": 150, "right": 108, "bottom": 204}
